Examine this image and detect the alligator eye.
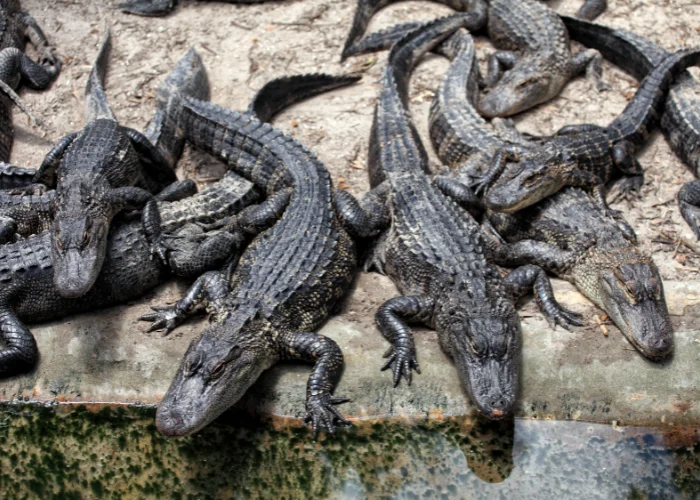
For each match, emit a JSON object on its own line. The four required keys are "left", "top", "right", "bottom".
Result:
{"left": 208, "top": 361, "right": 227, "bottom": 381}
{"left": 522, "top": 172, "right": 544, "bottom": 187}
{"left": 55, "top": 235, "right": 63, "bottom": 252}
{"left": 516, "top": 78, "right": 537, "bottom": 89}
{"left": 81, "top": 230, "right": 90, "bottom": 249}
{"left": 225, "top": 346, "right": 242, "bottom": 362}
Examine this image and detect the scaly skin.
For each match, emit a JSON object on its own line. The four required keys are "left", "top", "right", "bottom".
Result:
{"left": 0, "top": 171, "right": 257, "bottom": 378}
{"left": 487, "top": 188, "right": 673, "bottom": 360}
{"left": 426, "top": 29, "right": 673, "bottom": 360}
{"left": 562, "top": 16, "right": 700, "bottom": 240}
{"left": 339, "top": 16, "right": 581, "bottom": 420}
{"left": 31, "top": 27, "right": 176, "bottom": 299}
{"left": 119, "top": 0, "right": 280, "bottom": 17}
{"left": 484, "top": 49, "right": 700, "bottom": 214}
{"left": 141, "top": 94, "right": 358, "bottom": 436}
{"left": 0, "top": 0, "right": 61, "bottom": 162}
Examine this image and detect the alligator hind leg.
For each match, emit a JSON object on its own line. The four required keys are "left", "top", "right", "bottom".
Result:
{"left": 118, "top": 0, "right": 176, "bottom": 17}
{"left": 166, "top": 225, "right": 246, "bottom": 278}
{"left": 0, "top": 308, "right": 38, "bottom": 377}
{"left": 236, "top": 187, "right": 292, "bottom": 234}
{"left": 281, "top": 330, "right": 350, "bottom": 434}
{"left": 484, "top": 51, "right": 519, "bottom": 89}
{"left": 571, "top": 48, "right": 610, "bottom": 91}
{"left": 376, "top": 295, "right": 435, "bottom": 387}
{"left": 334, "top": 182, "right": 390, "bottom": 238}
{"left": 504, "top": 265, "right": 584, "bottom": 330}
{"left": 139, "top": 270, "right": 230, "bottom": 335}
{"left": 678, "top": 180, "right": 700, "bottom": 239}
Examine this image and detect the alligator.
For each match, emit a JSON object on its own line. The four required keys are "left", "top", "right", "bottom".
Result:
{"left": 118, "top": 0, "right": 278, "bottom": 17}
{"left": 0, "top": 172, "right": 258, "bottom": 378}
{"left": 138, "top": 71, "right": 365, "bottom": 436}
{"left": 482, "top": 48, "right": 700, "bottom": 214}
{"left": 418, "top": 28, "right": 672, "bottom": 360}
{"left": 334, "top": 15, "right": 581, "bottom": 420}
{"left": 0, "top": 46, "right": 212, "bottom": 247}
{"left": 341, "top": 0, "right": 606, "bottom": 117}
{"left": 561, "top": 16, "right": 700, "bottom": 239}
{"left": 29, "top": 27, "right": 177, "bottom": 299}
{"left": 0, "top": 1, "right": 61, "bottom": 162}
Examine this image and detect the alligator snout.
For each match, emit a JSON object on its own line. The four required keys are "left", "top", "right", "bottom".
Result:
{"left": 156, "top": 407, "right": 188, "bottom": 437}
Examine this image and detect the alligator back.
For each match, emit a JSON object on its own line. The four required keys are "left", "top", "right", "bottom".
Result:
{"left": 182, "top": 100, "right": 355, "bottom": 329}
{"left": 488, "top": 0, "right": 570, "bottom": 54}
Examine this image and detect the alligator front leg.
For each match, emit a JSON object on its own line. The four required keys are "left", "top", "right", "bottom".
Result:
{"left": 376, "top": 295, "right": 435, "bottom": 386}
{"left": 571, "top": 48, "right": 609, "bottom": 91}
{"left": 20, "top": 11, "right": 60, "bottom": 68}
{"left": 471, "top": 147, "right": 520, "bottom": 195}
{"left": 281, "top": 330, "right": 350, "bottom": 434}
{"left": 433, "top": 175, "right": 485, "bottom": 220}
{"left": 678, "top": 180, "right": 700, "bottom": 239}
{"left": 576, "top": 0, "right": 607, "bottom": 20}
{"left": 139, "top": 270, "right": 230, "bottom": 335}
{"left": 165, "top": 225, "right": 246, "bottom": 278}
{"left": 33, "top": 132, "right": 78, "bottom": 187}
{"left": 485, "top": 51, "right": 519, "bottom": 88}
{"left": 334, "top": 183, "right": 390, "bottom": 238}
{"left": 504, "top": 265, "right": 584, "bottom": 330}
{"left": 611, "top": 141, "right": 644, "bottom": 201}
{"left": 485, "top": 237, "right": 578, "bottom": 275}
{"left": 236, "top": 187, "right": 292, "bottom": 234}
{"left": 0, "top": 307, "right": 38, "bottom": 377}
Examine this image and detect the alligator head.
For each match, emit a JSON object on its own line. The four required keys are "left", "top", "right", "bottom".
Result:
{"left": 51, "top": 182, "right": 112, "bottom": 298}
{"left": 156, "top": 312, "right": 272, "bottom": 437}
{"left": 485, "top": 147, "right": 569, "bottom": 213}
{"left": 596, "top": 255, "right": 673, "bottom": 359}
{"left": 479, "top": 58, "right": 558, "bottom": 118}
{"left": 435, "top": 293, "right": 521, "bottom": 420}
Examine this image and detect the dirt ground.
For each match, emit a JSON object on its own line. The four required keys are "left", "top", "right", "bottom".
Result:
{"left": 14, "top": 0, "right": 700, "bottom": 334}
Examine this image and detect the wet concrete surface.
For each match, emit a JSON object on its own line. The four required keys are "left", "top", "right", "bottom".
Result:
{"left": 1, "top": 275, "right": 699, "bottom": 427}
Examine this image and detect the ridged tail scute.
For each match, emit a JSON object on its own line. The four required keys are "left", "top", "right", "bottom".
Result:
{"left": 610, "top": 49, "right": 700, "bottom": 145}
{"left": 85, "top": 23, "right": 116, "bottom": 122}
{"left": 248, "top": 73, "right": 362, "bottom": 124}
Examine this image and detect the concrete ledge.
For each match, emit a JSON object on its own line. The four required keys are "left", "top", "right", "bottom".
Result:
{"left": 1, "top": 275, "right": 698, "bottom": 426}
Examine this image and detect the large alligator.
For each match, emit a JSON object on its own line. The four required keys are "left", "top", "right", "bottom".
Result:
{"left": 341, "top": 0, "right": 606, "bottom": 117}
{"left": 561, "top": 16, "right": 700, "bottom": 239}
{"left": 0, "top": 1, "right": 61, "bottom": 162}
{"left": 482, "top": 48, "right": 700, "bottom": 214}
{"left": 335, "top": 15, "right": 581, "bottom": 420}
{"left": 139, "top": 73, "right": 364, "bottom": 436}
{"left": 29, "top": 27, "right": 176, "bottom": 298}
{"left": 426, "top": 28, "right": 672, "bottom": 360}
{"left": 0, "top": 172, "right": 259, "bottom": 378}
{"left": 0, "top": 46, "right": 212, "bottom": 246}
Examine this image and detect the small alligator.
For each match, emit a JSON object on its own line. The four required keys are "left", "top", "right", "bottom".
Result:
{"left": 118, "top": 0, "right": 277, "bottom": 17}
{"left": 335, "top": 15, "right": 581, "bottom": 420}
{"left": 341, "top": 0, "right": 606, "bottom": 117}
{"left": 0, "top": 0, "right": 61, "bottom": 162}
{"left": 482, "top": 48, "right": 700, "bottom": 214}
{"left": 561, "top": 16, "right": 700, "bottom": 239}
{"left": 0, "top": 172, "right": 258, "bottom": 378}
{"left": 31, "top": 27, "right": 176, "bottom": 298}
{"left": 139, "top": 73, "right": 363, "bottom": 436}
{"left": 421, "top": 28, "right": 673, "bottom": 360}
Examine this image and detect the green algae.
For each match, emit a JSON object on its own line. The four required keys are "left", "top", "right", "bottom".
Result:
{"left": 0, "top": 403, "right": 698, "bottom": 498}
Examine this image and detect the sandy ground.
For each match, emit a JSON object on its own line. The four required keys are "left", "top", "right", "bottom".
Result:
{"left": 11, "top": 0, "right": 700, "bottom": 342}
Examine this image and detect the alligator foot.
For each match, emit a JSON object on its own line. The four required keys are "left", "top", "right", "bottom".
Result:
{"left": 305, "top": 394, "right": 351, "bottom": 435}
{"left": 678, "top": 181, "right": 700, "bottom": 239}
{"left": 611, "top": 176, "right": 643, "bottom": 202}
{"left": 139, "top": 304, "right": 187, "bottom": 335}
{"left": 381, "top": 345, "right": 420, "bottom": 387}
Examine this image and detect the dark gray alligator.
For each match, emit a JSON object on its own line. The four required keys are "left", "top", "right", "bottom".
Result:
{"left": 118, "top": 0, "right": 278, "bottom": 17}
{"left": 31, "top": 27, "right": 176, "bottom": 298}
{"left": 139, "top": 73, "right": 364, "bottom": 436}
{"left": 341, "top": 0, "right": 606, "bottom": 117}
{"left": 335, "top": 15, "right": 581, "bottom": 420}
{"left": 0, "top": 0, "right": 61, "bottom": 162}
{"left": 0, "top": 172, "right": 258, "bottom": 378}
{"left": 482, "top": 48, "right": 700, "bottom": 214}
{"left": 561, "top": 16, "right": 700, "bottom": 239}
{"left": 425, "top": 28, "right": 673, "bottom": 360}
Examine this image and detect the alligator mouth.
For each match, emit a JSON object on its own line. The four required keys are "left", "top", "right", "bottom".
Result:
{"left": 606, "top": 300, "right": 673, "bottom": 360}
{"left": 53, "top": 247, "right": 102, "bottom": 298}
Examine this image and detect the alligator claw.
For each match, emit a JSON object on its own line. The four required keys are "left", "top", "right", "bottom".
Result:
{"left": 611, "top": 177, "right": 643, "bottom": 202}
{"left": 139, "top": 304, "right": 184, "bottom": 335}
{"left": 381, "top": 345, "right": 420, "bottom": 387}
{"left": 544, "top": 304, "right": 585, "bottom": 331}
{"left": 470, "top": 176, "right": 490, "bottom": 196}
{"left": 304, "top": 394, "right": 350, "bottom": 435}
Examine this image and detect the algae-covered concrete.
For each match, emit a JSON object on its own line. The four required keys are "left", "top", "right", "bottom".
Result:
{"left": 1, "top": 276, "right": 699, "bottom": 427}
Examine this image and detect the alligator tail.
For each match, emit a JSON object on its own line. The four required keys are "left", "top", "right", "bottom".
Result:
{"left": 85, "top": 23, "right": 116, "bottom": 122}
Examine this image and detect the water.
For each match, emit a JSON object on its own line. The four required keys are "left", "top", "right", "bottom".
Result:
{"left": 0, "top": 403, "right": 698, "bottom": 499}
